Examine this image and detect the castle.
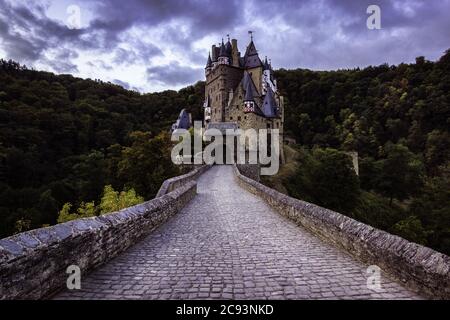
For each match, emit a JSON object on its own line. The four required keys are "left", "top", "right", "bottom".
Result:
{"left": 203, "top": 35, "right": 284, "bottom": 162}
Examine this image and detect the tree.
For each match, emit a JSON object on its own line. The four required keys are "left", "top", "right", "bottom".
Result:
{"left": 118, "top": 131, "right": 180, "bottom": 199}
{"left": 375, "top": 142, "right": 424, "bottom": 205}
{"left": 99, "top": 185, "right": 143, "bottom": 214}
{"left": 286, "top": 148, "right": 361, "bottom": 214}
{"left": 391, "top": 216, "right": 428, "bottom": 246}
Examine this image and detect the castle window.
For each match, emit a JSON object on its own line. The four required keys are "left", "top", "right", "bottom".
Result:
{"left": 244, "top": 116, "right": 247, "bottom": 120}
{"left": 238, "top": 116, "right": 241, "bottom": 121}
{"left": 230, "top": 116, "right": 233, "bottom": 120}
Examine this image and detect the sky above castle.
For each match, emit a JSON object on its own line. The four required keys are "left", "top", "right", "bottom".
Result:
{"left": 1, "top": 0, "right": 449, "bottom": 93}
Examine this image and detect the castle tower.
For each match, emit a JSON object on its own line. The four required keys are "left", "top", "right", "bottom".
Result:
{"left": 203, "top": 35, "right": 285, "bottom": 163}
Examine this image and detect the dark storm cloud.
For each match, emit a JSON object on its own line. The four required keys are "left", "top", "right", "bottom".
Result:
{"left": 0, "top": 0, "right": 449, "bottom": 91}
{"left": 0, "top": 0, "right": 87, "bottom": 65}
{"left": 146, "top": 62, "right": 202, "bottom": 86}
{"left": 84, "top": 0, "right": 242, "bottom": 38}
{"left": 113, "top": 42, "right": 163, "bottom": 66}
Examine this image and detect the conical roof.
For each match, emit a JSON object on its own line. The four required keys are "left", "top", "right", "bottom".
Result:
{"left": 205, "top": 53, "right": 212, "bottom": 68}
{"left": 262, "top": 87, "right": 277, "bottom": 118}
{"left": 225, "top": 40, "right": 232, "bottom": 56}
{"left": 244, "top": 40, "right": 262, "bottom": 68}
{"left": 219, "top": 40, "right": 227, "bottom": 57}
{"left": 244, "top": 79, "right": 254, "bottom": 101}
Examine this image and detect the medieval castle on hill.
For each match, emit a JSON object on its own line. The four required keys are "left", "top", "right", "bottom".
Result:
{"left": 203, "top": 35, "right": 284, "bottom": 160}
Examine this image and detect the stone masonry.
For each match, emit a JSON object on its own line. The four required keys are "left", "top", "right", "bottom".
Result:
{"left": 55, "top": 166, "right": 423, "bottom": 300}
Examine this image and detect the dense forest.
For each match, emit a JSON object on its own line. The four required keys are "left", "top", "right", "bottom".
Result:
{"left": 269, "top": 50, "right": 450, "bottom": 255}
{"left": 0, "top": 59, "right": 204, "bottom": 237}
{"left": 1, "top": 49, "right": 449, "bottom": 255}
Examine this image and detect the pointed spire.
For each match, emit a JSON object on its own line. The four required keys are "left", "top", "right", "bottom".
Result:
{"left": 219, "top": 38, "right": 227, "bottom": 57}
{"left": 264, "top": 56, "right": 270, "bottom": 70}
{"left": 244, "top": 72, "right": 255, "bottom": 101}
{"left": 206, "top": 52, "right": 212, "bottom": 68}
{"left": 262, "top": 87, "right": 277, "bottom": 118}
{"left": 225, "top": 36, "right": 232, "bottom": 55}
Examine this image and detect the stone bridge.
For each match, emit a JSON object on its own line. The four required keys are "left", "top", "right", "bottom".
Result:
{"left": 1, "top": 165, "right": 449, "bottom": 299}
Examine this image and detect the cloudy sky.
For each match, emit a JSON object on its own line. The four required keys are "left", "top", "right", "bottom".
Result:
{"left": 1, "top": 0, "right": 449, "bottom": 93}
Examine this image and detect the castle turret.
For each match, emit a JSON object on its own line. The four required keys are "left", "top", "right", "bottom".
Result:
{"left": 226, "top": 39, "right": 232, "bottom": 56}
{"left": 205, "top": 53, "right": 212, "bottom": 76}
{"left": 211, "top": 44, "right": 218, "bottom": 68}
{"left": 218, "top": 39, "right": 230, "bottom": 65}
{"left": 263, "top": 56, "right": 270, "bottom": 70}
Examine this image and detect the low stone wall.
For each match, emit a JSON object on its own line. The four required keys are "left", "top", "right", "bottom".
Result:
{"left": 156, "top": 165, "right": 211, "bottom": 197}
{"left": 0, "top": 181, "right": 197, "bottom": 300}
{"left": 233, "top": 165, "right": 450, "bottom": 299}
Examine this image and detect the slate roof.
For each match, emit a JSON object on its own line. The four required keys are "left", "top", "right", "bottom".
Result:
{"left": 206, "top": 53, "right": 212, "bottom": 68}
{"left": 262, "top": 87, "right": 278, "bottom": 118}
{"left": 243, "top": 40, "right": 262, "bottom": 68}
{"left": 219, "top": 40, "right": 228, "bottom": 57}
{"left": 242, "top": 71, "right": 259, "bottom": 100}
{"left": 172, "top": 108, "right": 190, "bottom": 131}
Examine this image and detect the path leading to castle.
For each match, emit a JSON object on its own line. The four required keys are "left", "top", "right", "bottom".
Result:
{"left": 55, "top": 165, "right": 421, "bottom": 300}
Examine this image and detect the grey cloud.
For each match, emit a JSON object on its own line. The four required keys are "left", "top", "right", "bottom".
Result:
{"left": 146, "top": 61, "right": 202, "bottom": 86}
{"left": 87, "top": 60, "right": 113, "bottom": 70}
{"left": 113, "top": 43, "right": 162, "bottom": 66}
{"left": 0, "top": 0, "right": 449, "bottom": 92}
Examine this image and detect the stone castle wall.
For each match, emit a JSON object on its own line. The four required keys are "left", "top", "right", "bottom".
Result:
{"left": 233, "top": 165, "right": 450, "bottom": 299}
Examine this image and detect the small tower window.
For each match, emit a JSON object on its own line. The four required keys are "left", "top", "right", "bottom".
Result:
{"left": 238, "top": 116, "right": 241, "bottom": 121}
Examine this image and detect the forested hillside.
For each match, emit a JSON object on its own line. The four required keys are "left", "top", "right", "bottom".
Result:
{"left": 0, "top": 59, "right": 203, "bottom": 237}
{"left": 271, "top": 50, "right": 450, "bottom": 254}
{"left": 1, "top": 50, "right": 449, "bottom": 255}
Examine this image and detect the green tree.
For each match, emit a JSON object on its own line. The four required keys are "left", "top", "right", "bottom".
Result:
{"left": 99, "top": 185, "right": 143, "bottom": 214}
{"left": 286, "top": 148, "right": 360, "bottom": 214}
{"left": 118, "top": 131, "right": 179, "bottom": 199}
{"left": 391, "top": 216, "right": 428, "bottom": 245}
{"left": 375, "top": 142, "right": 424, "bottom": 205}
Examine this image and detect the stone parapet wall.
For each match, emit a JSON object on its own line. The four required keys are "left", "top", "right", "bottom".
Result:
{"left": 156, "top": 165, "right": 211, "bottom": 197}
{"left": 0, "top": 181, "right": 197, "bottom": 300}
{"left": 233, "top": 165, "right": 450, "bottom": 299}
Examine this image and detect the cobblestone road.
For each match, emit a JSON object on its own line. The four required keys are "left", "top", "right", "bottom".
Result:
{"left": 55, "top": 165, "right": 422, "bottom": 300}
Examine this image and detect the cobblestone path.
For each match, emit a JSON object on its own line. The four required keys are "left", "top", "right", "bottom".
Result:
{"left": 55, "top": 165, "right": 422, "bottom": 300}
